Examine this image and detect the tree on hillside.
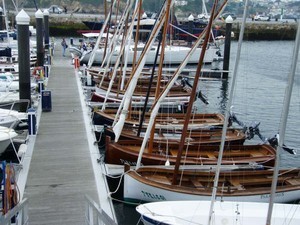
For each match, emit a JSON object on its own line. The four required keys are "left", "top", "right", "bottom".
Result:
{"left": 142, "top": 0, "right": 164, "bottom": 13}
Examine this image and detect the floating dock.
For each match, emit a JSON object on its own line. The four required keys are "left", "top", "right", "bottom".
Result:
{"left": 19, "top": 42, "right": 116, "bottom": 224}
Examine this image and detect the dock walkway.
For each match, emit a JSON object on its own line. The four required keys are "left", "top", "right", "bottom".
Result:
{"left": 22, "top": 42, "right": 115, "bottom": 224}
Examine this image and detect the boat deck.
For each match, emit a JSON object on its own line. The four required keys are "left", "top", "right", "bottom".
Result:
{"left": 22, "top": 42, "right": 115, "bottom": 224}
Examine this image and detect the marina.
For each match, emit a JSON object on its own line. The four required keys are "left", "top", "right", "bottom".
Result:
{"left": 0, "top": 1, "right": 300, "bottom": 225}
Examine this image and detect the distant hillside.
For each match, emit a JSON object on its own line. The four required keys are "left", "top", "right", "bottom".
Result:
{"left": 19, "top": 0, "right": 105, "bottom": 14}
{"left": 7, "top": 1, "right": 233, "bottom": 16}
{"left": 13, "top": 0, "right": 300, "bottom": 18}
{"left": 19, "top": 0, "right": 165, "bottom": 14}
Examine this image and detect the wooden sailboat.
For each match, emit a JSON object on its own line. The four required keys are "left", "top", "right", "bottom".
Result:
{"left": 93, "top": 109, "right": 225, "bottom": 130}
{"left": 88, "top": 1, "right": 194, "bottom": 109}
{"left": 124, "top": 166, "right": 300, "bottom": 203}
{"left": 99, "top": 0, "right": 262, "bottom": 168}
{"left": 104, "top": 125, "right": 246, "bottom": 145}
{"left": 81, "top": 3, "right": 221, "bottom": 66}
{"left": 105, "top": 135, "right": 276, "bottom": 166}
{"left": 112, "top": 0, "right": 230, "bottom": 143}
{"left": 90, "top": 76, "right": 191, "bottom": 105}
{"left": 122, "top": 0, "right": 300, "bottom": 205}
{"left": 81, "top": 41, "right": 222, "bottom": 65}
{"left": 132, "top": 3, "right": 300, "bottom": 225}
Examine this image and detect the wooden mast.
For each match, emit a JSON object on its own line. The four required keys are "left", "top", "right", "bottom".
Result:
{"left": 132, "top": 0, "right": 143, "bottom": 70}
{"left": 102, "top": 0, "right": 115, "bottom": 63}
{"left": 112, "top": 2, "right": 171, "bottom": 139}
{"left": 114, "top": 0, "right": 121, "bottom": 34}
{"left": 148, "top": 0, "right": 172, "bottom": 153}
{"left": 171, "top": 0, "right": 217, "bottom": 185}
{"left": 104, "top": 0, "right": 107, "bottom": 18}
{"left": 135, "top": 0, "right": 228, "bottom": 170}
{"left": 100, "top": 0, "right": 136, "bottom": 108}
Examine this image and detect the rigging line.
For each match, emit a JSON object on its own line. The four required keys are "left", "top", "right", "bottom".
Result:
{"left": 172, "top": 0, "right": 218, "bottom": 186}
{"left": 135, "top": 0, "right": 228, "bottom": 170}
{"left": 140, "top": 204, "right": 203, "bottom": 225}
{"left": 10, "top": 0, "right": 18, "bottom": 12}
{"left": 101, "top": 0, "right": 136, "bottom": 109}
{"left": 108, "top": 195, "right": 140, "bottom": 205}
{"left": 124, "top": 0, "right": 168, "bottom": 89}
{"left": 110, "top": 5, "right": 150, "bottom": 126}
{"left": 148, "top": 0, "right": 173, "bottom": 152}
{"left": 9, "top": 134, "right": 21, "bottom": 164}
{"left": 87, "top": 0, "right": 118, "bottom": 68}
{"left": 169, "top": 23, "right": 198, "bottom": 39}
{"left": 101, "top": 0, "right": 115, "bottom": 64}
{"left": 132, "top": 0, "right": 143, "bottom": 70}
{"left": 135, "top": 217, "right": 142, "bottom": 225}
{"left": 107, "top": 169, "right": 131, "bottom": 196}
{"left": 100, "top": 0, "right": 133, "bottom": 76}
{"left": 112, "top": 1, "right": 172, "bottom": 141}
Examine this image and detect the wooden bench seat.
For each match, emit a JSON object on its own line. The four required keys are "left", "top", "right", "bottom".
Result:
{"left": 145, "top": 175, "right": 171, "bottom": 185}
{"left": 170, "top": 149, "right": 254, "bottom": 158}
{"left": 229, "top": 179, "right": 246, "bottom": 190}
{"left": 190, "top": 178, "right": 205, "bottom": 188}
{"left": 285, "top": 178, "right": 300, "bottom": 185}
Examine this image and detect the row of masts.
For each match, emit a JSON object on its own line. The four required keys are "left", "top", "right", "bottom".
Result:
{"left": 83, "top": 1, "right": 300, "bottom": 224}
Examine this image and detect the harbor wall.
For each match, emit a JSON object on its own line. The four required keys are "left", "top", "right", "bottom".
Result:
{"left": 229, "top": 22, "right": 298, "bottom": 40}
{"left": 45, "top": 20, "right": 298, "bottom": 40}
{"left": 20, "top": 12, "right": 298, "bottom": 40}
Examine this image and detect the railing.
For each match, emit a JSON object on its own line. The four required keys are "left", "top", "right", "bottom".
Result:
{"left": 0, "top": 198, "right": 29, "bottom": 225}
{"left": 85, "top": 195, "right": 118, "bottom": 225}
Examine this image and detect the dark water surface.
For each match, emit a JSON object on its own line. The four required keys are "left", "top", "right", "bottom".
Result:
{"left": 110, "top": 40, "right": 300, "bottom": 224}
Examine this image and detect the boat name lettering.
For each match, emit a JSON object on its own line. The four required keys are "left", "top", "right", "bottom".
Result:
{"left": 141, "top": 191, "right": 166, "bottom": 201}
{"left": 120, "top": 159, "right": 143, "bottom": 166}
{"left": 260, "top": 192, "right": 284, "bottom": 199}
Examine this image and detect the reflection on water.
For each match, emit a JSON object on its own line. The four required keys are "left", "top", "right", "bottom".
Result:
{"left": 219, "top": 79, "right": 229, "bottom": 114}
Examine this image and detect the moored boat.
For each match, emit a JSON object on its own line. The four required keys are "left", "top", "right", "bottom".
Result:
{"left": 93, "top": 110, "right": 225, "bottom": 130}
{"left": 105, "top": 135, "right": 274, "bottom": 166}
{"left": 124, "top": 166, "right": 300, "bottom": 203}
{"left": 81, "top": 43, "right": 221, "bottom": 65}
{"left": 136, "top": 200, "right": 300, "bottom": 225}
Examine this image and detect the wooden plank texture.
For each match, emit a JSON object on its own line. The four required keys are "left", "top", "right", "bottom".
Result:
{"left": 23, "top": 41, "right": 99, "bottom": 225}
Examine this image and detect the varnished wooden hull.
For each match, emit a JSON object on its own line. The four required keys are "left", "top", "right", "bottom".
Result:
{"left": 105, "top": 136, "right": 274, "bottom": 167}
{"left": 124, "top": 167, "right": 300, "bottom": 203}
{"left": 93, "top": 110, "right": 225, "bottom": 129}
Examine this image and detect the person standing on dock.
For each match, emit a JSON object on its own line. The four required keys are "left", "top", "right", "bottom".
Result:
{"left": 61, "top": 38, "right": 67, "bottom": 57}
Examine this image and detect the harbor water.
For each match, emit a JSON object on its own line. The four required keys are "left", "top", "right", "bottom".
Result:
{"left": 109, "top": 40, "right": 300, "bottom": 224}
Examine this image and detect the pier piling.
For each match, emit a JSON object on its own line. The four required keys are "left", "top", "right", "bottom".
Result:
{"left": 35, "top": 9, "right": 44, "bottom": 66}
{"left": 223, "top": 16, "right": 233, "bottom": 79}
{"left": 16, "top": 9, "right": 31, "bottom": 111}
{"left": 43, "top": 10, "right": 50, "bottom": 50}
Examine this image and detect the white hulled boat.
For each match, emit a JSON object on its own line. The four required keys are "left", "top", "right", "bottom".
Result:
{"left": 136, "top": 201, "right": 300, "bottom": 225}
